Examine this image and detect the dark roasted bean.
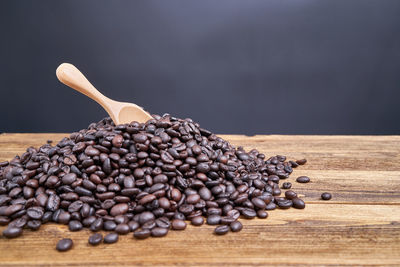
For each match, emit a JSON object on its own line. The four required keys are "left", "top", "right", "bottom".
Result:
{"left": 230, "top": 221, "right": 243, "bottom": 232}
{"left": 151, "top": 227, "right": 169, "bottom": 237}
{"left": 56, "top": 238, "right": 73, "bottom": 252}
{"left": 277, "top": 199, "right": 293, "bottom": 209}
{"left": 104, "top": 233, "right": 119, "bottom": 244}
{"left": 171, "top": 219, "right": 186, "bottom": 230}
{"left": 282, "top": 182, "right": 292, "bottom": 189}
{"left": 321, "top": 192, "right": 332, "bottom": 200}
{"left": 115, "top": 223, "right": 130, "bottom": 235}
{"left": 214, "top": 225, "right": 229, "bottom": 235}
{"left": 296, "top": 176, "right": 310, "bottom": 183}
{"left": 296, "top": 159, "right": 307, "bottom": 165}
{"left": 134, "top": 229, "right": 151, "bottom": 239}
{"left": 191, "top": 216, "right": 204, "bottom": 226}
{"left": 206, "top": 214, "right": 221, "bottom": 225}
{"left": 88, "top": 233, "right": 103, "bottom": 245}
{"left": 285, "top": 190, "right": 297, "bottom": 200}
{"left": 292, "top": 198, "right": 306, "bottom": 209}
{"left": 2, "top": 227, "right": 22, "bottom": 238}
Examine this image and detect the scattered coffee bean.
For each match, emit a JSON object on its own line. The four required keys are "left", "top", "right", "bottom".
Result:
{"left": 134, "top": 229, "right": 151, "bottom": 239}
{"left": 88, "top": 233, "right": 103, "bottom": 245}
{"left": 282, "top": 182, "right": 292, "bottom": 189}
{"left": 292, "top": 198, "right": 306, "bottom": 209}
{"left": 151, "top": 227, "right": 169, "bottom": 237}
{"left": 191, "top": 216, "right": 204, "bottom": 226}
{"left": 230, "top": 221, "right": 243, "bottom": 232}
{"left": 296, "top": 176, "right": 310, "bottom": 183}
{"left": 321, "top": 192, "right": 332, "bottom": 200}
{"left": 214, "top": 225, "right": 229, "bottom": 235}
{"left": 104, "top": 233, "right": 119, "bottom": 244}
{"left": 2, "top": 227, "right": 22, "bottom": 238}
{"left": 56, "top": 238, "right": 73, "bottom": 252}
{"left": 296, "top": 159, "right": 307, "bottom": 165}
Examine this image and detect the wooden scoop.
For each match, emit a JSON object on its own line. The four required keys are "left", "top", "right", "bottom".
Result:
{"left": 56, "top": 63, "right": 153, "bottom": 125}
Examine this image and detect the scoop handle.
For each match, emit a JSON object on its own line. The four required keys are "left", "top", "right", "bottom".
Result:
{"left": 56, "top": 63, "right": 111, "bottom": 106}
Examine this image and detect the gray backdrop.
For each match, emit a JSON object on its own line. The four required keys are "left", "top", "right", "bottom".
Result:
{"left": 1, "top": 0, "right": 399, "bottom": 134}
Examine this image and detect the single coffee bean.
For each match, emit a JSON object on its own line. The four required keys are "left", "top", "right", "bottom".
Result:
{"left": 68, "top": 220, "right": 83, "bottom": 231}
{"left": 27, "top": 220, "right": 41, "bottom": 231}
{"left": 56, "top": 238, "right": 73, "bottom": 252}
{"left": 151, "top": 227, "right": 169, "bottom": 237}
{"left": 257, "top": 210, "right": 268, "bottom": 219}
{"left": 296, "top": 176, "right": 310, "bottom": 183}
{"left": 282, "top": 182, "right": 292, "bottom": 189}
{"left": 292, "top": 198, "right": 306, "bottom": 209}
{"left": 2, "top": 227, "right": 22, "bottom": 238}
{"left": 171, "top": 219, "right": 186, "bottom": 230}
{"left": 128, "top": 220, "right": 140, "bottom": 232}
{"left": 206, "top": 214, "right": 221, "bottom": 225}
{"left": 230, "top": 221, "right": 243, "bottom": 232}
{"left": 296, "top": 159, "right": 307, "bottom": 165}
{"left": 321, "top": 192, "right": 332, "bottom": 200}
{"left": 88, "top": 233, "right": 103, "bottom": 245}
{"left": 115, "top": 223, "right": 130, "bottom": 235}
{"left": 214, "top": 225, "right": 229, "bottom": 235}
{"left": 155, "top": 217, "right": 171, "bottom": 229}
{"left": 191, "top": 216, "right": 204, "bottom": 226}
{"left": 134, "top": 229, "right": 151, "bottom": 239}
{"left": 104, "top": 220, "right": 117, "bottom": 231}
{"left": 277, "top": 199, "right": 293, "bottom": 209}
{"left": 285, "top": 190, "right": 297, "bottom": 200}
{"left": 241, "top": 208, "right": 257, "bottom": 219}
{"left": 104, "top": 233, "right": 119, "bottom": 244}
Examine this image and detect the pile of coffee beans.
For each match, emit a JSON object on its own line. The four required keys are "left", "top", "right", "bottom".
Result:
{"left": 0, "top": 114, "right": 314, "bottom": 251}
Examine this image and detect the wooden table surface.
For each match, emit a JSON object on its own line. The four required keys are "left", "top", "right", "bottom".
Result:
{"left": 0, "top": 134, "right": 399, "bottom": 266}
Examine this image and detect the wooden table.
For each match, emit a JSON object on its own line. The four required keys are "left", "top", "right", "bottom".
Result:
{"left": 0, "top": 134, "right": 399, "bottom": 266}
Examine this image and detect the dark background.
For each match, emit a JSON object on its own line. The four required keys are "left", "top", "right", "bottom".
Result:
{"left": 1, "top": 1, "right": 399, "bottom": 134}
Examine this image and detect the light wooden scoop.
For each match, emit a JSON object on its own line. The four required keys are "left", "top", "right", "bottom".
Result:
{"left": 56, "top": 63, "right": 153, "bottom": 125}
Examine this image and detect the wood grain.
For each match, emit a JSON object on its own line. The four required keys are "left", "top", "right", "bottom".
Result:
{"left": 0, "top": 133, "right": 399, "bottom": 266}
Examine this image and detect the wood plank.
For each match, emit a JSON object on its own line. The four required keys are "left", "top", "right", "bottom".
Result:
{"left": 0, "top": 134, "right": 399, "bottom": 266}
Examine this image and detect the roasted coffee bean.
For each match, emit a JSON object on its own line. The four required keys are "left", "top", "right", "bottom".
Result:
{"left": 56, "top": 238, "right": 73, "bottom": 252}
{"left": 151, "top": 227, "right": 169, "bottom": 237}
{"left": 296, "top": 176, "right": 310, "bottom": 183}
{"left": 257, "top": 210, "right": 268, "bottom": 219}
{"left": 251, "top": 198, "right": 267, "bottom": 210}
{"left": 285, "top": 190, "right": 297, "bottom": 200}
{"left": 27, "top": 220, "right": 41, "bottom": 231}
{"left": 68, "top": 220, "right": 83, "bottom": 231}
{"left": 26, "top": 207, "right": 44, "bottom": 220}
{"left": 134, "top": 229, "right": 151, "bottom": 239}
{"left": 115, "top": 223, "right": 130, "bottom": 234}
{"left": 230, "top": 221, "right": 243, "bottom": 232}
{"left": 156, "top": 217, "right": 171, "bottom": 229}
{"left": 171, "top": 219, "right": 186, "bottom": 230}
{"left": 277, "top": 199, "right": 293, "bottom": 209}
{"left": 128, "top": 220, "right": 140, "bottom": 231}
{"left": 296, "top": 159, "right": 307, "bottom": 165}
{"left": 292, "top": 198, "right": 306, "bottom": 209}
{"left": 110, "top": 203, "right": 129, "bottom": 216}
{"left": 88, "top": 233, "right": 103, "bottom": 245}
{"left": 206, "top": 214, "right": 221, "bottom": 225}
{"left": 2, "top": 227, "right": 22, "bottom": 238}
{"left": 214, "top": 225, "right": 229, "bottom": 235}
{"left": 90, "top": 218, "right": 103, "bottom": 232}
{"left": 104, "top": 220, "right": 117, "bottom": 231}
{"left": 104, "top": 233, "right": 119, "bottom": 244}
{"left": 321, "top": 192, "right": 332, "bottom": 200}
{"left": 241, "top": 208, "right": 257, "bottom": 219}
{"left": 282, "top": 182, "right": 292, "bottom": 189}
{"left": 191, "top": 216, "right": 204, "bottom": 226}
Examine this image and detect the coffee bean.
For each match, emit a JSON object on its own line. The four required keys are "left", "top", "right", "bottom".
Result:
{"left": 128, "top": 220, "right": 140, "bottom": 232}
{"left": 104, "top": 233, "right": 119, "bottom": 244}
{"left": 27, "top": 220, "right": 41, "bottom": 231}
{"left": 88, "top": 233, "right": 103, "bottom": 245}
{"left": 296, "top": 159, "right": 307, "bottom": 165}
{"left": 214, "top": 225, "right": 229, "bottom": 235}
{"left": 112, "top": 135, "right": 124, "bottom": 148}
{"left": 90, "top": 218, "right": 103, "bottom": 232}
{"left": 171, "top": 219, "right": 186, "bottom": 230}
{"left": 241, "top": 208, "right": 257, "bottom": 219}
{"left": 277, "top": 199, "right": 293, "bottom": 209}
{"left": 104, "top": 220, "right": 117, "bottom": 231}
{"left": 251, "top": 198, "right": 267, "bottom": 210}
{"left": 321, "top": 192, "right": 332, "bottom": 200}
{"left": 282, "top": 182, "right": 292, "bottom": 189}
{"left": 292, "top": 198, "right": 306, "bottom": 209}
{"left": 296, "top": 176, "right": 310, "bottom": 183}
{"left": 56, "top": 238, "right": 73, "bottom": 252}
{"left": 134, "top": 229, "right": 151, "bottom": 239}
{"left": 115, "top": 223, "right": 130, "bottom": 234}
{"left": 151, "top": 227, "right": 169, "bottom": 237}
{"left": 285, "top": 190, "right": 297, "bottom": 200}
{"left": 206, "top": 214, "right": 221, "bottom": 225}
{"left": 110, "top": 203, "right": 129, "bottom": 216}
{"left": 2, "top": 227, "right": 22, "bottom": 238}
{"left": 68, "top": 220, "right": 83, "bottom": 231}
{"left": 257, "top": 210, "right": 268, "bottom": 219}
{"left": 139, "top": 211, "right": 155, "bottom": 225}
{"left": 156, "top": 217, "right": 171, "bottom": 229}
{"left": 230, "top": 221, "right": 243, "bottom": 232}
{"left": 191, "top": 216, "right": 204, "bottom": 226}
{"left": 26, "top": 207, "right": 44, "bottom": 220}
